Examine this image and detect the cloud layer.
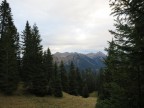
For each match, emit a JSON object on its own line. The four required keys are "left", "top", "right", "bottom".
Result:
{"left": 8, "top": 0, "right": 114, "bottom": 53}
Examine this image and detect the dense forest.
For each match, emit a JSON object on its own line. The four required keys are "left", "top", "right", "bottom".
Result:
{"left": 0, "top": 0, "right": 97, "bottom": 98}
{"left": 96, "top": 0, "right": 144, "bottom": 108}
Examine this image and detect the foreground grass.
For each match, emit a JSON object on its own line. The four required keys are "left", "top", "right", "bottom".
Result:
{"left": 0, "top": 92, "right": 96, "bottom": 108}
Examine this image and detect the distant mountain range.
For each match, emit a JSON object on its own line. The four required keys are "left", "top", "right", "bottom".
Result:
{"left": 53, "top": 52, "right": 106, "bottom": 72}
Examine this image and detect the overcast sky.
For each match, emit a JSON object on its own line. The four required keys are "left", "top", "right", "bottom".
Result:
{"left": 7, "top": 0, "right": 114, "bottom": 54}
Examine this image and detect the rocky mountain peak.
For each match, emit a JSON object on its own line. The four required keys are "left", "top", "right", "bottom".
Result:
{"left": 53, "top": 52, "right": 106, "bottom": 72}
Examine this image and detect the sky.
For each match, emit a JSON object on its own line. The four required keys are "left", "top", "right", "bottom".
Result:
{"left": 6, "top": 0, "right": 114, "bottom": 54}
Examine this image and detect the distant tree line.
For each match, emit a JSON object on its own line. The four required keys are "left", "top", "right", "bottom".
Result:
{"left": 0, "top": 0, "right": 97, "bottom": 98}
{"left": 96, "top": 0, "right": 144, "bottom": 108}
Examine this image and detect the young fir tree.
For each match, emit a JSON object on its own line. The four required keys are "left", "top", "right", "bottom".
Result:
{"left": 59, "top": 61, "right": 69, "bottom": 93}
{"left": 43, "top": 48, "right": 53, "bottom": 95}
{"left": 68, "top": 62, "right": 78, "bottom": 96}
{"left": 0, "top": 0, "right": 19, "bottom": 95}
{"left": 53, "top": 62, "right": 63, "bottom": 97}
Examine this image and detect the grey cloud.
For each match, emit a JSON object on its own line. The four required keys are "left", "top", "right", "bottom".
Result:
{"left": 8, "top": 0, "right": 114, "bottom": 53}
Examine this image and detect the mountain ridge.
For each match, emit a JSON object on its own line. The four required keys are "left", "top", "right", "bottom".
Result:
{"left": 53, "top": 52, "right": 106, "bottom": 72}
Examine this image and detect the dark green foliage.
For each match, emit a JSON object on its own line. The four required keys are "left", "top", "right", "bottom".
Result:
{"left": 96, "top": 40, "right": 129, "bottom": 108}
{"left": 96, "top": 82, "right": 127, "bottom": 108}
{"left": 22, "top": 23, "right": 47, "bottom": 96}
{"left": 0, "top": 0, "right": 19, "bottom": 95}
{"left": 31, "top": 70, "right": 47, "bottom": 97}
{"left": 95, "top": 69, "right": 104, "bottom": 97}
{"left": 82, "top": 84, "right": 89, "bottom": 98}
{"left": 68, "top": 62, "right": 78, "bottom": 96}
{"left": 76, "top": 68, "right": 83, "bottom": 95}
{"left": 21, "top": 21, "right": 33, "bottom": 86}
{"left": 85, "top": 69, "right": 96, "bottom": 93}
{"left": 53, "top": 62, "right": 63, "bottom": 97}
{"left": 100, "top": 40, "right": 118, "bottom": 99}
{"left": 43, "top": 48, "right": 53, "bottom": 95}
{"left": 15, "top": 33, "right": 21, "bottom": 81}
{"left": 43, "top": 48, "right": 53, "bottom": 81}
{"left": 96, "top": 0, "right": 144, "bottom": 108}
{"left": 96, "top": 99, "right": 111, "bottom": 108}
{"left": 60, "top": 61, "right": 69, "bottom": 93}
{"left": 30, "top": 24, "right": 47, "bottom": 96}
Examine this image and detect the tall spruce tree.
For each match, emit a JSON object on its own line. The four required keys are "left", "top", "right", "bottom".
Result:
{"left": 97, "top": 0, "right": 144, "bottom": 108}
{"left": 15, "top": 33, "right": 21, "bottom": 81}
{"left": 22, "top": 23, "right": 47, "bottom": 96}
{"left": 30, "top": 24, "right": 47, "bottom": 96}
{"left": 109, "top": 1, "right": 144, "bottom": 108}
{"left": 96, "top": 40, "right": 127, "bottom": 108}
{"left": 60, "top": 61, "right": 69, "bottom": 93}
{"left": 21, "top": 21, "right": 33, "bottom": 89}
{"left": 43, "top": 48, "right": 53, "bottom": 95}
{"left": 100, "top": 40, "right": 118, "bottom": 100}
{"left": 0, "top": 0, "right": 19, "bottom": 95}
{"left": 68, "top": 62, "right": 78, "bottom": 96}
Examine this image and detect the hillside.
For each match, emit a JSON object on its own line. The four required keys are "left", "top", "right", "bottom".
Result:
{"left": 0, "top": 92, "right": 97, "bottom": 108}
{"left": 53, "top": 52, "right": 106, "bottom": 71}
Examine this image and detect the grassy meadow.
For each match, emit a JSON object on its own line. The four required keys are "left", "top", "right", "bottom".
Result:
{"left": 0, "top": 92, "right": 97, "bottom": 108}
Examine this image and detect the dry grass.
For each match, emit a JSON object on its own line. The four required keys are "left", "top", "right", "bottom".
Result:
{"left": 89, "top": 91, "right": 98, "bottom": 97}
{"left": 0, "top": 92, "right": 97, "bottom": 108}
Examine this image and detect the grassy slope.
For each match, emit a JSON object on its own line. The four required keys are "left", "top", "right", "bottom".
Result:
{"left": 0, "top": 92, "right": 96, "bottom": 108}
{"left": 89, "top": 91, "right": 98, "bottom": 97}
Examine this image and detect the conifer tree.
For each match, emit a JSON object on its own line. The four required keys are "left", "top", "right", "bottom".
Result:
{"left": 60, "top": 61, "right": 69, "bottom": 93}
{"left": 30, "top": 24, "right": 47, "bottom": 96}
{"left": 97, "top": 0, "right": 144, "bottom": 108}
{"left": 85, "top": 68, "right": 96, "bottom": 93}
{"left": 15, "top": 33, "right": 21, "bottom": 80}
{"left": 96, "top": 40, "right": 126, "bottom": 108}
{"left": 82, "top": 83, "right": 89, "bottom": 98}
{"left": 100, "top": 40, "right": 118, "bottom": 99}
{"left": 0, "top": 0, "right": 19, "bottom": 95}
{"left": 21, "top": 21, "right": 33, "bottom": 89}
{"left": 76, "top": 67, "right": 83, "bottom": 95}
{"left": 109, "top": 1, "right": 144, "bottom": 108}
{"left": 22, "top": 23, "right": 47, "bottom": 96}
{"left": 68, "top": 62, "right": 78, "bottom": 96}
{"left": 43, "top": 48, "right": 53, "bottom": 95}
{"left": 96, "top": 68, "right": 104, "bottom": 97}
{"left": 53, "top": 62, "right": 63, "bottom": 97}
